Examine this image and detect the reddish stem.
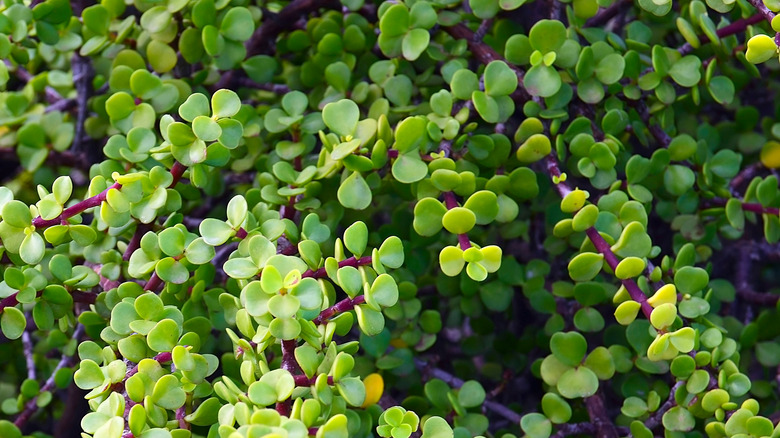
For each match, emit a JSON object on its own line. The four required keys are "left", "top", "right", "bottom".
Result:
{"left": 235, "top": 227, "right": 248, "bottom": 239}
{"left": 301, "top": 256, "right": 372, "bottom": 279}
{"left": 705, "top": 198, "right": 780, "bottom": 216}
{"left": 585, "top": 227, "right": 653, "bottom": 319}
{"left": 126, "top": 352, "right": 172, "bottom": 379}
{"left": 281, "top": 196, "right": 297, "bottom": 221}
{"left": 443, "top": 192, "right": 471, "bottom": 251}
{"left": 294, "top": 375, "right": 334, "bottom": 386}
{"left": 678, "top": 13, "right": 764, "bottom": 55}
{"left": 143, "top": 273, "right": 163, "bottom": 292}
{"left": 169, "top": 161, "right": 187, "bottom": 188}
{"left": 312, "top": 295, "right": 366, "bottom": 325}
{"left": 740, "top": 202, "right": 780, "bottom": 216}
{"left": 276, "top": 340, "right": 298, "bottom": 416}
{"left": 32, "top": 182, "right": 121, "bottom": 228}
{"left": 123, "top": 224, "right": 150, "bottom": 261}
{"left": 176, "top": 405, "right": 190, "bottom": 430}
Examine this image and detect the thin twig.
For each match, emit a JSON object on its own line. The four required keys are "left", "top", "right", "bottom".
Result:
{"left": 14, "top": 324, "right": 86, "bottom": 428}
{"left": 413, "top": 357, "right": 523, "bottom": 424}
{"left": 70, "top": 54, "right": 95, "bottom": 159}
{"left": 22, "top": 326, "right": 36, "bottom": 381}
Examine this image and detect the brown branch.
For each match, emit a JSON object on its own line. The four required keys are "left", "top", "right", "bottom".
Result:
{"left": 213, "top": 0, "right": 340, "bottom": 90}
{"left": 413, "top": 357, "right": 523, "bottom": 424}
{"left": 442, "top": 24, "right": 533, "bottom": 104}
{"left": 585, "top": 0, "right": 632, "bottom": 27}
{"left": 14, "top": 324, "right": 86, "bottom": 428}
{"left": 22, "top": 326, "right": 36, "bottom": 381}
{"left": 585, "top": 392, "right": 618, "bottom": 438}
{"left": 70, "top": 54, "right": 95, "bottom": 159}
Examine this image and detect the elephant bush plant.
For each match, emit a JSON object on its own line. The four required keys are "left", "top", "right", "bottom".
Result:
{"left": 2, "top": 0, "right": 780, "bottom": 437}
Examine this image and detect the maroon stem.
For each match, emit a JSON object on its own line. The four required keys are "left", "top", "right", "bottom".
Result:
{"left": 126, "top": 352, "right": 172, "bottom": 380}
{"left": 235, "top": 227, "right": 248, "bottom": 239}
{"left": 176, "top": 405, "right": 190, "bottom": 431}
{"left": 32, "top": 182, "right": 121, "bottom": 228}
{"left": 705, "top": 198, "right": 780, "bottom": 216}
{"left": 740, "top": 202, "right": 780, "bottom": 216}
{"left": 312, "top": 295, "right": 366, "bottom": 325}
{"left": 294, "top": 375, "right": 334, "bottom": 386}
{"left": 143, "top": 272, "right": 164, "bottom": 292}
{"left": 123, "top": 224, "right": 150, "bottom": 261}
{"left": 678, "top": 13, "right": 764, "bottom": 55}
{"left": 443, "top": 192, "right": 472, "bottom": 251}
{"left": 585, "top": 228, "right": 653, "bottom": 319}
{"left": 276, "top": 340, "right": 299, "bottom": 416}
{"left": 169, "top": 161, "right": 187, "bottom": 188}
{"left": 281, "top": 195, "right": 297, "bottom": 221}
{"left": 301, "top": 256, "right": 372, "bottom": 279}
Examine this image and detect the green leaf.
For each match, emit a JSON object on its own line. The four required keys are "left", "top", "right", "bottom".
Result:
{"left": 392, "top": 153, "right": 428, "bottom": 184}
{"left": 220, "top": 7, "right": 254, "bottom": 41}
{"left": 595, "top": 54, "right": 625, "bottom": 85}
{"left": 344, "top": 221, "right": 368, "bottom": 257}
{"left": 179, "top": 93, "right": 210, "bottom": 122}
{"left": 550, "top": 331, "right": 587, "bottom": 367}
{"left": 674, "top": 266, "right": 709, "bottom": 294}
{"left": 746, "top": 34, "right": 777, "bottom": 64}
{"left": 567, "top": 252, "right": 603, "bottom": 281}
{"left": 528, "top": 19, "right": 567, "bottom": 54}
{"left": 421, "top": 417, "right": 453, "bottom": 438}
{"left": 337, "top": 172, "right": 372, "bottom": 210}
{"left": 524, "top": 64, "right": 561, "bottom": 98}
{"left": 668, "top": 56, "right": 702, "bottom": 87}
{"left": 20, "top": 232, "right": 45, "bottom": 265}
{"left": 520, "top": 413, "right": 552, "bottom": 438}
{"left": 211, "top": 89, "right": 241, "bottom": 118}
{"left": 615, "top": 257, "right": 645, "bottom": 280}
{"left": 147, "top": 40, "right": 177, "bottom": 73}
{"left": 402, "top": 28, "right": 430, "bottom": 61}
{"left": 4, "top": 200, "right": 32, "bottom": 228}
{"left": 442, "top": 207, "right": 476, "bottom": 235}
{"left": 557, "top": 367, "right": 598, "bottom": 399}
{"left": 355, "top": 305, "right": 385, "bottom": 336}
{"left": 471, "top": 91, "right": 499, "bottom": 123}
{"left": 662, "top": 406, "right": 695, "bottom": 432}
{"left": 484, "top": 61, "right": 518, "bottom": 96}
{"left": 378, "top": 236, "right": 404, "bottom": 269}
{"left": 147, "top": 319, "right": 181, "bottom": 352}
{"left": 0, "top": 307, "right": 26, "bottom": 340}
{"left": 458, "top": 381, "right": 485, "bottom": 408}
{"left": 541, "top": 393, "right": 572, "bottom": 424}
{"left": 323, "top": 100, "right": 360, "bottom": 137}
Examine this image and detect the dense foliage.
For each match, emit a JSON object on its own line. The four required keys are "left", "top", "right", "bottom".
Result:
{"left": 3, "top": 0, "right": 780, "bottom": 437}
